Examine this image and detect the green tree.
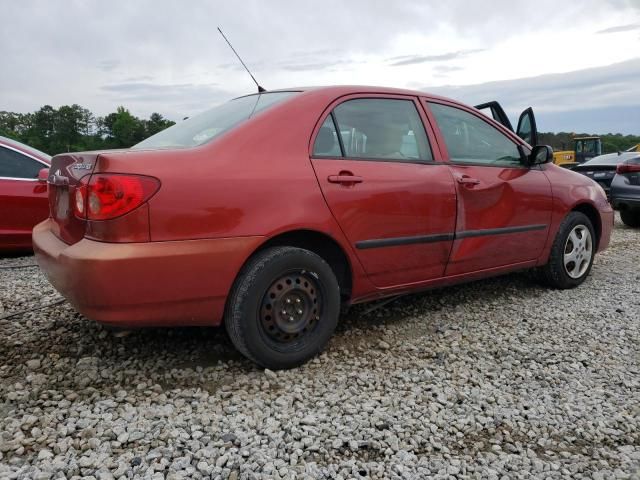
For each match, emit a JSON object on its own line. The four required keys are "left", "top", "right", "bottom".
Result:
{"left": 102, "top": 106, "right": 145, "bottom": 148}
{"left": 146, "top": 112, "right": 175, "bottom": 137}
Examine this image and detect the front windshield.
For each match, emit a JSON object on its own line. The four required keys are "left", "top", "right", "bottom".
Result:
{"left": 132, "top": 91, "right": 297, "bottom": 150}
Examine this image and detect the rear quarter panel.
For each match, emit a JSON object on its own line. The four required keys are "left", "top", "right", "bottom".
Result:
{"left": 93, "top": 90, "right": 374, "bottom": 300}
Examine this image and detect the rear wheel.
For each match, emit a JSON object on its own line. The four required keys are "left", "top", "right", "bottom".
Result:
{"left": 539, "top": 212, "right": 595, "bottom": 289}
{"left": 620, "top": 209, "right": 640, "bottom": 228}
{"left": 225, "top": 247, "right": 340, "bottom": 369}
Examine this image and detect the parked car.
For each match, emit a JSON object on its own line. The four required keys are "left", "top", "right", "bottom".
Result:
{"left": 33, "top": 86, "right": 613, "bottom": 369}
{"left": 610, "top": 154, "right": 640, "bottom": 227}
{"left": 0, "top": 136, "right": 51, "bottom": 251}
{"left": 571, "top": 147, "right": 640, "bottom": 196}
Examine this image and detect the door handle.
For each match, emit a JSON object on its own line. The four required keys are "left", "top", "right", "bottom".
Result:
{"left": 456, "top": 175, "right": 480, "bottom": 186}
{"left": 327, "top": 174, "right": 363, "bottom": 185}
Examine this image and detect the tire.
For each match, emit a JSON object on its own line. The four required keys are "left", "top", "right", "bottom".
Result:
{"left": 539, "top": 212, "right": 596, "bottom": 289}
{"left": 225, "top": 246, "right": 340, "bottom": 369}
{"left": 620, "top": 209, "right": 640, "bottom": 228}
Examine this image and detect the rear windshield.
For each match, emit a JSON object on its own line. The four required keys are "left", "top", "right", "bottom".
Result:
{"left": 132, "top": 91, "right": 298, "bottom": 150}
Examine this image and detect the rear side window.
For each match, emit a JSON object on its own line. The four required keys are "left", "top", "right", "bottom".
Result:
{"left": 133, "top": 92, "right": 297, "bottom": 150}
{"left": 317, "top": 98, "right": 432, "bottom": 161}
{"left": 0, "top": 147, "right": 43, "bottom": 179}
{"left": 313, "top": 115, "right": 342, "bottom": 157}
{"left": 429, "top": 103, "right": 522, "bottom": 167}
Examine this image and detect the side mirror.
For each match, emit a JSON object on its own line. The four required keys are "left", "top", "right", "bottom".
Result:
{"left": 38, "top": 168, "right": 49, "bottom": 183}
{"left": 529, "top": 145, "right": 553, "bottom": 165}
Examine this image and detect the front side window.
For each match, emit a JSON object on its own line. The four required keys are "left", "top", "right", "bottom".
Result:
{"left": 0, "top": 147, "right": 43, "bottom": 179}
{"left": 133, "top": 92, "right": 297, "bottom": 150}
{"left": 429, "top": 103, "right": 523, "bottom": 167}
{"left": 329, "top": 98, "right": 432, "bottom": 161}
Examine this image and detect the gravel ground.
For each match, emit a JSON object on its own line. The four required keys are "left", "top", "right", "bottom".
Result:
{"left": 1, "top": 215, "right": 639, "bottom": 480}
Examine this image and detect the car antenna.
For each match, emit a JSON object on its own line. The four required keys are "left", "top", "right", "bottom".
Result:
{"left": 217, "top": 27, "right": 266, "bottom": 93}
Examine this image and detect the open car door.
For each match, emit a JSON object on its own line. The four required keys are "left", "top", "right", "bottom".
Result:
{"left": 475, "top": 101, "right": 539, "bottom": 146}
{"left": 515, "top": 107, "right": 538, "bottom": 146}
{"left": 474, "top": 101, "right": 513, "bottom": 131}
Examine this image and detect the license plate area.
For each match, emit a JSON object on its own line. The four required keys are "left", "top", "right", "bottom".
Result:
{"left": 55, "top": 188, "right": 70, "bottom": 220}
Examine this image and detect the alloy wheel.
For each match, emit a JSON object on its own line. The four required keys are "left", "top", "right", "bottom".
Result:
{"left": 563, "top": 225, "right": 593, "bottom": 279}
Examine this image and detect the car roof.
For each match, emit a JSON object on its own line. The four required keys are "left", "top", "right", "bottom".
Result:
{"left": 237, "top": 85, "right": 456, "bottom": 104}
{"left": 581, "top": 151, "right": 640, "bottom": 166}
{"left": 0, "top": 135, "right": 51, "bottom": 162}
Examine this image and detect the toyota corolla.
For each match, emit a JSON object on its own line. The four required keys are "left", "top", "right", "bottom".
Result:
{"left": 33, "top": 86, "right": 614, "bottom": 369}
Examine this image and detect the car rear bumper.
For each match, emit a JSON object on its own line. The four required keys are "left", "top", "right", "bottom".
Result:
{"left": 33, "top": 219, "right": 264, "bottom": 327}
{"left": 611, "top": 196, "right": 640, "bottom": 210}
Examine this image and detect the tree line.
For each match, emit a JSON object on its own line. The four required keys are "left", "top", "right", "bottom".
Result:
{"left": 539, "top": 132, "right": 640, "bottom": 154}
{"left": 0, "top": 104, "right": 175, "bottom": 156}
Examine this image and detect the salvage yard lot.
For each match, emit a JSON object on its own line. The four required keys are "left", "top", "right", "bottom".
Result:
{"left": 1, "top": 215, "right": 639, "bottom": 480}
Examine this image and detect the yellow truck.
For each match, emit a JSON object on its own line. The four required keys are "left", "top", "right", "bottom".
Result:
{"left": 554, "top": 140, "right": 640, "bottom": 168}
{"left": 553, "top": 136, "right": 602, "bottom": 168}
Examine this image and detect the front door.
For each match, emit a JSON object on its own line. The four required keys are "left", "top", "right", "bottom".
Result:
{"left": 0, "top": 146, "right": 49, "bottom": 247}
{"left": 310, "top": 96, "right": 457, "bottom": 288}
{"left": 426, "top": 101, "right": 553, "bottom": 275}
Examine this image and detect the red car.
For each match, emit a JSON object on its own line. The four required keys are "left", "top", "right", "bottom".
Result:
{"left": 0, "top": 136, "right": 51, "bottom": 251}
{"left": 33, "top": 86, "right": 613, "bottom": 368}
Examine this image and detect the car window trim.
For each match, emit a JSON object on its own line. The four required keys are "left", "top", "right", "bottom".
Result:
{"left": 0, "top": 144, "right": 50, "bottom": 180}
{"left": 308, "top": 155, "right": 442, "bottom": 166}
{"left": 423, "top": 98, "right": 531, "bottom": 169}
{"left": 309, "top": 93, "right": 439, "bottom": 164}
{"left": 331, "top": 112, "right": 346, "bottom": 157}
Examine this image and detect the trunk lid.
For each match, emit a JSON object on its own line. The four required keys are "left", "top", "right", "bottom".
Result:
{"left": 47, "top": 152, "right": 99, "bottom": 244}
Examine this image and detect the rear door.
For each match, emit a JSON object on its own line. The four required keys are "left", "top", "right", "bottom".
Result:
{"left": 425, "top": 100, "right": 552, "bottom": 275}
{"left": 310, "top": 95, "right": 457, "bottom": 288}
{"left": 0, "top": 145, "right": 49, "bottom": 247}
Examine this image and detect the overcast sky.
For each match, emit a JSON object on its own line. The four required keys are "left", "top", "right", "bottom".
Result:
{"left": 2, "top": 0, "right": 640, "bottom": 133}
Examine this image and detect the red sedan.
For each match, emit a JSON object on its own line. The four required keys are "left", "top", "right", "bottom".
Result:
{"left": 33, "top": 86, "right": 613, "bottom": 369}
{"left": 0, "top": 136, "right": 50, "bottom": 251}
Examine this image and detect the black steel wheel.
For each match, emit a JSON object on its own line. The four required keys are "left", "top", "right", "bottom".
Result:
{"left": 259, "top": 271, "right": 322, "bottom": 344}
{"left": 225, "top": 247, "right": 341, "bottom": 369}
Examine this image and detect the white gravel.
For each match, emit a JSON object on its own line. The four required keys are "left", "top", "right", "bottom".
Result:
{"left": 1, "top": 215, "right": 639, "bottom": 479}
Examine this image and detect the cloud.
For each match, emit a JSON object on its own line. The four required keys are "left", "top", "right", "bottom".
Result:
{"left": 389, "top": 49, "right": 484, "bottom": 66}
{"left": 426, "top": 58, "right": 640, "bottom": 134}
{"left": 433, "top": 65, "right": 464, "bottom": 73}
{"left": 597, "top": 23, "right": 640, "bottom": 34}
{"left": 0, "top": 0, "right": 638, "bottom": 126}
{"left": 97, "top": 59, "right": 120, "bottom": 72}
{"left": 100, "top": 82, "right": 233, "bottom": 120}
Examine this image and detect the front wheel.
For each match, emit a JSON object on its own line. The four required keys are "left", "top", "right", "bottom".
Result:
{"left": 539, "top": 212, "right": 596, "bottom": 289}
{"left": 620, "top": 209, "right": 640, "bottom": 228}
{"left": 225, "top": 247, "right": 340, "bottom": 369}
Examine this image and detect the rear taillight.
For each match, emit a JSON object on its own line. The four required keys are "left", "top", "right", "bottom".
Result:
{"left": 616, "top": 162, "right": 640, "bottom": 174}
{"left": 74, "top": 174, "right": 160, "bottom": 220}
{"left": 74, "top": 185, "right": 87, "bottom": 217}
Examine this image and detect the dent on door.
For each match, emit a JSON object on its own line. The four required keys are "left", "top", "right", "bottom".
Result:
{"left": 445, "top": 165, "right": 552, "bottom": 275}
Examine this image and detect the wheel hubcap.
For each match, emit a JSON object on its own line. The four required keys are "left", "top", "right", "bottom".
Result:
{"left": 563, "top": 225, "right": 593, "bottom": 279}
{"left": 260, "top": 272, "right": 321, "bottom": 343}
